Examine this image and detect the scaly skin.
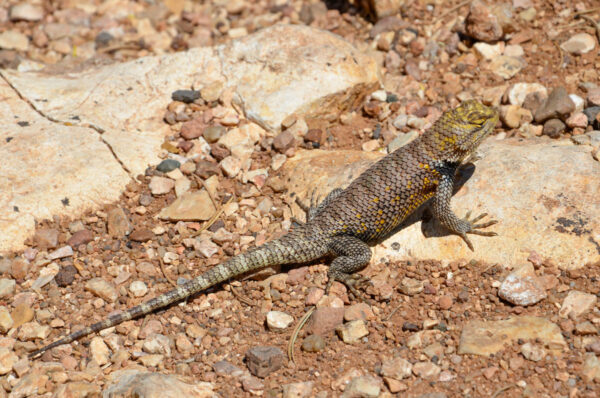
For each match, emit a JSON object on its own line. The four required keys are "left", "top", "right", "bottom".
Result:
{"left": 29, "top": 100, "right": 499, "bottom": 358}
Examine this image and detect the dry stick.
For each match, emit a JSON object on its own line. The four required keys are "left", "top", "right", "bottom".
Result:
{"left": 159, "top": 257, "right": 177, "bottom": 287}
{"left": 552, "top": 41, "right": 564, "bottom": 69}
{"left": 492, "top": 383, "right": 518, "bottom": 398}
{"left": 434, "top": 0, "right": 472, "bottom": 23}
{"left": 576, "top": 14, "right": 600, "bottom": 42}
{"left": 227, "top": 280, "right": 254, "bottom": 307}
{"left": 574, "top": 7, "right": 600, "bottom": 17}
{"left": 287, "top": 306, "right": 316, "bottom": 364}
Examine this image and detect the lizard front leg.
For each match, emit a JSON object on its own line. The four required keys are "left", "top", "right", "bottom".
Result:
{"left": 432, "top": 173, "right": 498, "bottom": 251}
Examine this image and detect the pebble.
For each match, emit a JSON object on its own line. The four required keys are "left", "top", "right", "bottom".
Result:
{"left": 570, "top": 94, "right": 585, "bottom": 112}
{"left": 129, "top": 228, "right": 154, "bottom": 242}
{"left": 149, "top": 176, "right": 175, "bottom": 195}
{"left": 17, "top": 321, "right": 50, "bottom": 340}
{"left": 473, "top": 42, "right": 504, "bottom": 60}
{"left": 398, "top": 277, "right": 424, "bottom": 295}
{"left": 213, "top": 360, "right": 244, "bottom": 377}
{"left": 143, "top": 334, "right": 172, "bottom": 356}
{"left": 9, "top": 3, "right": 44, "bottom": 21}
{"left": 34, "top": 228, "right": 59, "bottom": 249}
{"left": 200, "top": 81, "right": 223, "bottom": 102}
{"left": 273, "top": 130, "right": 296, "bottom": 153}
{"left": 301, "top": 335, "right": 325, "bottom": 352}
{"left": 90, "top": 337, "right": 110, "bottom": 365}
{"left": 465, "top": 0, "right": 503, "bottom": 42}
{"left": 336, "top": 320, "right": 369, "bottom": 344}
{"left": 171, "top": 89, "right": 200, "bottom": 103}
{"left": 306, "top": 307, "right": 344, "bottom": 335}
{"left": 371, "top": 90, "right": 387, "bottom": 102}
{"left": 341, "top": 375, "right": 381, "bottom": 398}
{"left": 534, "top": 86, "right": 575, "bottom": 123}
{"left": 203, "top": 125, "right": 226, "bottom": 143}
{"left": 129, "top": 281, "right": 148, "bottom": 297}
{"left": 508, "top": 83, "right": 547, "bottom": 107}
{"left": 156, "top": 159, "right": 180, "bottom": 172}
{"left": 559, "top": 290, "right": 597, "bottom": 319}
{"left": 47, "top": 245, "right": 73, "bottom": 260}
{"left": 560, "top": 33, "right": 596, "bottom": 55}
{"left": 0, "top": 347, "right": 18, "bottom": 375}
{"left": 107, "top": 207, "right": 131, "bottom": 238}
{"left": 380, "top": 356, "right": 412, "bottom": 380}
{"left": 282, "top": 381, "right": 314, "bottom": 398}
{"left": 520, "top": 342, "right": 545, "bottom": 362}
{"left": 55, "top": 264, "right": 77, "bottom": 287}
{"left": 220, "top": 156, "right": 241, "bottom": 177}
{"left": 180, "top": 118, "right": 205, "bottom": 139}
{"left": 85, "top": 278, "right": 118, "bottom": 303}
{"left": 271, "top": 154, "right": 287, "bottom": 171}
{"left": 11, "top": 304, "right": 33, "bottom": 328}
{"left": 245, "top": 346, "right": 284, "bottom": 378}
{"left": 412, "top": 361, "right": 441, "bottom": 379}
{"left": 542, "top": 119, "right": 566, "bottom": 138}
{"left": 574, "top": 321, "right": 597, "bottom": 335}
{"left": 0, "top": 307, "right": 13, "bottom": 333}
{"left": 67, "top": 229, "right": 93, "bottom": 247}
{"left": 500, "top": 105, "right": 532, "bottom": 129}
{"left": 0, "top": 31, "right": 29, "bottom": 51}
{"left": 241, "top": 376, "right": 264, "bottom": 393}
{"left": 438, "top": 295, "right": 453, "bottom": 310}
{"left": 582, "top": 353, "right": 600, "bottom": 382}
{"left": 566, "top": 112, "right": 588, "bottom": 129}
{"left": 266, "top": 311, "right": 294, "bottom": 331}
{"left": 344, "top": 303, "right": 374, "bottom": 321}
{"left": 489, "top": 56, "right": 523, "bottom": 79}
{"left": 10, "top": 257, "right": 29, "bottom": 280}
{"left": 498, "top": 263, "right": 547, "bottom": 306}
{"left": 0, "top": 279, "right": 15, "bottom": 298}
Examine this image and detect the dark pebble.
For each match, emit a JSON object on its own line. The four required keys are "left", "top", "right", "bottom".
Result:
{"left": 386, "top": 93, "right": 399, "bottom": 103}
{"left": 402, "top": 322, "right": 420, "bottom": 332}
{"left": 156, "top": 159, "right": 180, "bottom": 172}
{"left": 195, "top": 160, "right": 220, "bottom": 179}
{"left": 245, "top": 346, "right": 284, "bottom": 378}
{"left": 210, "top": 143, "right": 230, "bottom": 161}
{"left": 129, "top": 229, "right": 154, "bottom": 242}
{"left": 172, "top": 89, "right": 201, "bottom": 103}
{"left": 67, "top": 229, "right": 93, "bottom": 247}
{"left": 583, "top": 106, "right": 600, "bottom": 129}
{"left": 543, "top": 118, "right": 566, "bottom": 138}
{"left": 95, "top": 31, "right": 114, "bottom": 47}
{"left": 55, "top": 265, "right": 78, "bottom": 287}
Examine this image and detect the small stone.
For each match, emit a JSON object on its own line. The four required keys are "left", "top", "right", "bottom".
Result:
{"left": 438, "top": 295, "right": 453, "bottom": 310}
{"left": 560, "top": 33, "right": 596, "bottom": 55}
{"left": 245, "top": 346, "right": 284, "bottom": 378}
{"left": 273, "top": 130, "right": 296, "bottom": 153}
{"left": 306, "top": 307, "right": 344, "bottom": 335}
{"left": 156, "top": 159, "right": 180, "bottom": 172}
{"left": 500, "top": 105, "right": 532, "bottom": 129}
{"left": 9, "top": 4, "right": 44, "bottom": 21}
{"left": 504, "top": 44, "right": 524, "bottom": 58}
{"left": 85, "top": 278, "right": 118, "bottom": 303}
{"left": 90, "top": 337, "right": 110, "bottom": 365}
{"left": 107, "top": 207, "right": 131, "bottom": 238}
{"left": 180, "top": 118, "right": 205, "bottom": 139}
{"left": 48, "top": 245, "right": 73, "bottom": 260}
{"left": 220, "top": 156, "right": 241, "bottom": 177}
{"left": 171, "top": 89, "right": 200, "bottom": 103}
{"left": 508, "top": 83, "right": 547, "bottom": 107}
{"left": 242, "top": 376, "right": 264, "bottom": 393}
{"left": 341, "top": 375, "right": 381, "bottom": 398}
{"left": 465, "top": 0, "right": 504, "bottom": 42}
{"left": 543, "top": 119, "right": 566, "bottom": 138}
{"left": 18, "top": 321, "right": 50, "bottom": 340}
{"left": 398, "top": 277, "right": 424, "bottom": 295}
{"left": 213, "top": 360, "right": 244, "bottom": 376}
{"left": 489, "top": 56, "right": 523, "bottom": 79}
{"left": 575, "top": 321, "right": 597, "bottom": 335}
{"left": 282, "top": 381, "right": 314, "bottom": 398}
{"left": 129, "top": 281, "right": 148, "bottom": 297}
{"left": 380, "top": 356, "right": 412, "bottom": 380}
{"left": 129, "top": 228, "right": 154, "bottom": 242}
{"left": 0, "top": 347, "right": 18, "bottom": 375}
{"left": 0, "top": 31, "right": 29, "bottom": 51}
{"left": 0, "top": 307, "right": 13, "bottom": 333}
{"left": 566, "top": 112, "right": 589, "bottom": 129}
{"left": 143, "top": 334, "right": 172, "bottom": 356}
{"left": 266, "top": 311, "right": 294, "bottom": 331}
{"left": 559, "top": 291, "right": 597, "bottom": 319}
{"left": 344, "top": 303, "right": 374, "bottom": 321}
{"left": 149, "top": 176, "right": 175, "bottom": 195}
{"left": 203, "top": 125, "right": 226, "bottom": 143}
{"left": 336, "top": 320, "right": 369, "bottom": 344}
{"left": 138, "top": 354, "right": 164, "bottom": 367}
{"left": 473, "top": 42, "right": 504, "bottom": 60}
{"left": 582, "top": 353, "right": 600, "bottom": 382}
{"left": 34, "top": 228, "right": 59, "bottom": 249}
{"left": 498, "top": 263, "right": 547, "bottom": 306}
{"left": 55, "top": 265, "right": 77, "bottom": 287}
{"left": 412, "top": 361, "right": 441, "bottom": 379}
{"left": 11, "top": 304, "right": 33, "bottom": 328}
{"left": 362, "top": 139, "right": 380, "bottom": 152}
{"left": 534, "top": 87, "right": 575, "bottom": 123}
{"left": 0, "top": 279, "right": 15, "bottom": 298}
{"left": 200, "top": 81, "right": 223, "bottom": 102}
{"left": 10, "top": 257, "right": 29, "bottom": 280}
{"left": 67, "top": 229, "right": 93, "bottom": 247}
{"left": 371, "top": 90, "right": 387, "bottom": 102}
{"left": 159, "top": 190, "right": 217, "bottom": 221}
{"left": 520, "top": 342, "right": 545, "bottom": 362}
{"left": 301, "top": 335, "right": 325, "bottom": 353}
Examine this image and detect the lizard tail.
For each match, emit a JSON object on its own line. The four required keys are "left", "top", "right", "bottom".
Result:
{"left": 29, "top": 232, "right": 327, "bottom": 358}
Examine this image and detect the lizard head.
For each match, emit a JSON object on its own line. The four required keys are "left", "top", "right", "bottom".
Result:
{"left": 426, "top": 100, "right": 499, "bottom": 163}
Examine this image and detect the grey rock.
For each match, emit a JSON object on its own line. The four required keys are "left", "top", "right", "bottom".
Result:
{"left": 534, "top": 87, "right": 575, "bottom": 123}
{"left": 542, "top": 118, "right": 566, "bottom": 138}
{"left": 171, "top": 89, "right": 200, "bottom": 103}
{"left": 156, "top": 159, "right": 180, "bottom": 172}
{"left": 245, "top": 346, "right": 284, "bottom": 378}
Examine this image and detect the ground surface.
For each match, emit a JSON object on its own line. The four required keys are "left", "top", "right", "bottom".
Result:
{"left": 1, "top": 0, "right": 600, "bottom": 397}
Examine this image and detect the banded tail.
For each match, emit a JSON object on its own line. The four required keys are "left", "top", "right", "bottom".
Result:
{"left": 29, "top": 230, "right": 328, "bottom": 358}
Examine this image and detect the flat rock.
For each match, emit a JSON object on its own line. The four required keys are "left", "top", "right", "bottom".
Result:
{"left": 498, "top": 263, "right": 547, "bottom": 306}
{"left": 458, "top": 316, "right": 565, "bottom": 356}
{"left": 560, "top": 33, "right": 596, "bottom": 55}
{"left": 559, "top": 290, "right": 597, "bottom": 319}
{"left": 0, "top": 79, "right": 129, "bottom": 254}
{"left": 281, "top": 138, "right": 600, "bottom": 269}
{"left": 158, "top": 189, "right": 217, "bottom": 221}
{"left": 104, "top": 369, "right": 217, "bottom": 398}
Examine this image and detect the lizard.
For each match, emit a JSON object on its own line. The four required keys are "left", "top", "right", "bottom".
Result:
{"left": 29, "top": 99, "right": 499, "bottom": 358}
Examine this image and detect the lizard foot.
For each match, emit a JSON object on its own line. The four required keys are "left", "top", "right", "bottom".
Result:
{"left": 325, "top": 271, "right": 374, "bottom": 305}
{"left": 459, "top": 211, "right": 498, "bottom": 251}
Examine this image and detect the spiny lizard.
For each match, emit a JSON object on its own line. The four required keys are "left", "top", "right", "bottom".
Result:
{"left": 30, "top": 100, "right": 499, "bottom": 358}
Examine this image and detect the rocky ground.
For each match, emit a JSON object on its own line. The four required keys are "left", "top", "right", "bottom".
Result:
{"left": 1, "top": 0, "right": 600, "bottom": 397}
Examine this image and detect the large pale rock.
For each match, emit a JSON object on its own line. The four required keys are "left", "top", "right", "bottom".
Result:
{"left": 104, "top": 369, "right": 217, "bottom": 397}
{"left": 281, "top": 138, "right": 600, "bottom": 269}
{"left": 0, "top": 25, "right": 378, "bottom": 254}
{"left": 0, "top": 79, "right": 129, "bottom": 254}
{"left": 458, "top": 316, "right": 566, "bottom": 356}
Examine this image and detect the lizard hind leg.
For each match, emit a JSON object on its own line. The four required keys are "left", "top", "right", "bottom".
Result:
{"left": 325, "top": 235, "right": 373, "bottom": 303}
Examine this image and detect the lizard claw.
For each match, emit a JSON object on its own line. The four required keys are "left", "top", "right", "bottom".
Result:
{"left": 325, "top": 273, "right": 374, "bottom": 305}
{"left": 459, "top": 212, "right": 498, "bottom": 250}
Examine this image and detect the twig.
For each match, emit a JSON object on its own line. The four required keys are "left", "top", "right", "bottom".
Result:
{"left": 193, "top": 174, "right": 218, "bottom": 211}
{"left": 287, "top": 306, "right": 315, "bottom": 364}
{"left": 492, "top": 384, "right": 518, "bottom": 398}
{"left": 552, "top": 41, "right": 564, "bottom": 69}
{"left": 434, "top": 0, "right": 472, "bottom": 23}
{"left": 576, "top": 14, "right": 600, "bottom": 42}
{"left": 191, "top": 195, "right": 234, "bottom": 238}
{"left": 228, "top": 281, "right": 254, "bottom": 306}
{"left": 384, "top": 304, "right": 403, "bottom": 322}
{"left": 159, "top": 257, "right": 177, "bottom": 287}
{"left": 574, "top": 7, "right": 600, "bottom": 17}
